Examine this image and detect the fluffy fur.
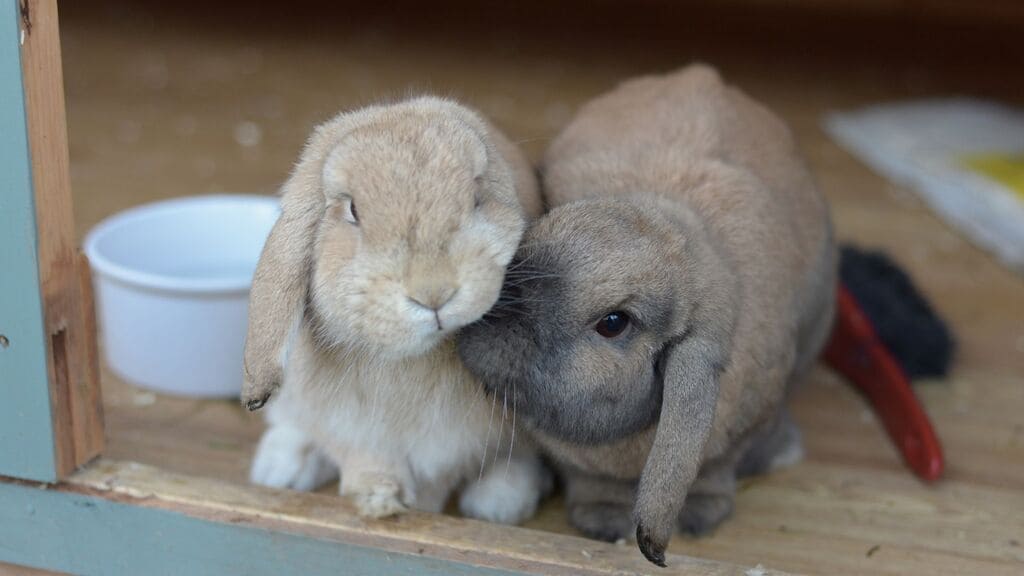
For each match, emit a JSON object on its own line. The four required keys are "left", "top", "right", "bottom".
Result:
{"left": 457, "top": 65, "right": 837, "bottom": 564}
{"left": 245, "top": 96, "right": 547, "bottom": 524}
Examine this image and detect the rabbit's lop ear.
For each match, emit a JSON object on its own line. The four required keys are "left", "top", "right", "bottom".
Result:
{"left": 633, "top": 330, "right": 728, "bottom": 566}
{"left": 241, "top": 160, "right": 325, "bottom": 410}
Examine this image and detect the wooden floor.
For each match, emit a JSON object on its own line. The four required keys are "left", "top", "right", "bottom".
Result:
{"left": 50, "top": 2, "right": 1024, "bottom": 575}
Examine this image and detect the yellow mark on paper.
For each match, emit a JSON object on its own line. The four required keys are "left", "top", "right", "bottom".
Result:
{"left": 961, "top": 153, "right": 1024, "bottom": 200}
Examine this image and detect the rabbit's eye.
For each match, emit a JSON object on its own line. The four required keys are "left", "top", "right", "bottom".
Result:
{"left": 473, "top": 190, "right": 484, "bottom": 210}
{"left": 344, "top": 198, "right": 359, "bottom": 225}
{"left": 595, "top": 311, "right": 630, "bottom": 338}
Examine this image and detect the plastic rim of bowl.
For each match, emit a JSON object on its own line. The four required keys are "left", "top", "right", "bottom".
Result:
{"left": 83, "top": 194, "right": 280, "bottom": 295}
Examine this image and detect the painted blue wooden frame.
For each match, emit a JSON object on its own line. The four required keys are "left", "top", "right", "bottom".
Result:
{"left": 0, "top": 459, "right": 736, "bottom": 576}
{"left": 0, "top": 480, "right": 524, "bottom": 576}
{"left": 0, "top": 0, "right": 60, "bottom": 482}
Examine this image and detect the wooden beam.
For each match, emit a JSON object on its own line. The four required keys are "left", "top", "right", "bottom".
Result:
{"left": 20, "top": 0, "right": 103, "bottom": 477}
{"left": 0, "top": 460, "right": 790, "bottom": 576}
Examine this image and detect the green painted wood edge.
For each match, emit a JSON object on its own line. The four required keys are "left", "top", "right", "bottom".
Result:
{"left": 0, "top": 481, "right": 526, "bottom": 576}
{"left": 0, "top": 1, "right": 60, "bottom": 481}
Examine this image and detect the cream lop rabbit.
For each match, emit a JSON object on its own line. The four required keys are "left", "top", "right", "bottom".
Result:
{"left": 457, "top": 66, "right": 836, "bottom": 563}
{"left": 244, "top": 96, "right": 548, "bottom": 523}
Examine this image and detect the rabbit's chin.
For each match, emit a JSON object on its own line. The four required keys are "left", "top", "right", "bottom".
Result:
{"left": 374, "top": 330, "right": 449, "bottom": 360}
{"left": 326, "top": 315, "right": 463, "bottom": 361}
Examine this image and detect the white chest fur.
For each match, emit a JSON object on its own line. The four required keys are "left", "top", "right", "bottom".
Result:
{"left": 253, "top": 327, "right": 545, "bottom": 525}
{"left": 275, "top": 329, "right": 493, "bottom": 484}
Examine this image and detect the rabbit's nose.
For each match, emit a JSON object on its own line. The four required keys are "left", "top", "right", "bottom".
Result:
{"left": 406, "top": 284, "right": 459, "bottom": 312}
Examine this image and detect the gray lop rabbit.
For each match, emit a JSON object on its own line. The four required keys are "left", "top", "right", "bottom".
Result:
{"left": 457, "top": 65, "right": 836, "bottom": 564}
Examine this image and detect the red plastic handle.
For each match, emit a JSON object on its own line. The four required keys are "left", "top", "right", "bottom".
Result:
{"left": 824, "top": 285, "right": 944, "bottom": 482}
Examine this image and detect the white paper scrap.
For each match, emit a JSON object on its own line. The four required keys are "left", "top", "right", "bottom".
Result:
{"left": 824, "top": 99, "right": 1024, "bottom": 274}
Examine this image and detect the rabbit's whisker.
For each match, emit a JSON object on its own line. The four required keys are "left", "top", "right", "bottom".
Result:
{"left": 503, "top": 264, "right": 539, "bottom": 274}
{"left": 505, "top": 380, "right": 517, "bottom": 477}
{"left": 493, "top": 385, "right": 507, "bottom": 468}
{"left": 506, "top": 253, "right": 541, "bottom": 271}
{"left": 496, "top": 296, "right": 555, "bottom": 305}
{"left": 479, "top": 388, "right": 497, "bottom": 481}
{"left": 512, "top": 239, "right": 559, "bottom": 252}
{"left": 503, "top": 274, "right": 562, "bottom": 284}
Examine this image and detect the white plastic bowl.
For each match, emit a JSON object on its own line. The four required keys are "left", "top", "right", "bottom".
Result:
{"left": 84, "top": 195, "right": 280, "bottom": 398}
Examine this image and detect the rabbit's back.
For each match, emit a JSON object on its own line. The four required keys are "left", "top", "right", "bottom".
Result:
{"left": 541, "top": 64, "right": 836, "bottom": 455}
{"left": 544, "top": 65, "right": 826, "bottom": 243}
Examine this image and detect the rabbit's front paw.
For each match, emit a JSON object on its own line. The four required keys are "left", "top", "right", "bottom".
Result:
{"left": 250, "top": 425, "right": 338, "bottom": 491}
{"left": 459, "top": 458, "right": 545, "bottom": 525}
{"left": 677, "top": 492, "right": 734, "bottom": 536}
{"left": 569, "top": 502, "right": 635, "bottom": 542}
{"left": 350, "top": 474, "right": 407, "bottom": 518}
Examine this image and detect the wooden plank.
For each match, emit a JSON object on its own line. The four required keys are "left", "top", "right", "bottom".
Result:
{"left": 0, "top": 480, "right": 519, "bottom": 576}
{"left": 0, "top": 0, "right": 59, "bottom": 482}
{"left": 0, "top": 460, "right": 789, "bottom": 576}
{"left": 18, "top": 0, "right": 104, "bottom": 476}
{"left": 76, "top": 251, "right": 104, "bottom": 451}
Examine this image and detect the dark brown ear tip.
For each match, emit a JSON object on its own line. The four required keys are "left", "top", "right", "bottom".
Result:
{"left": 245, "top": 392, "right": 272, "bottom": 412}
{"left": 636, "top": 525, "right": 668, "bottom": 567}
